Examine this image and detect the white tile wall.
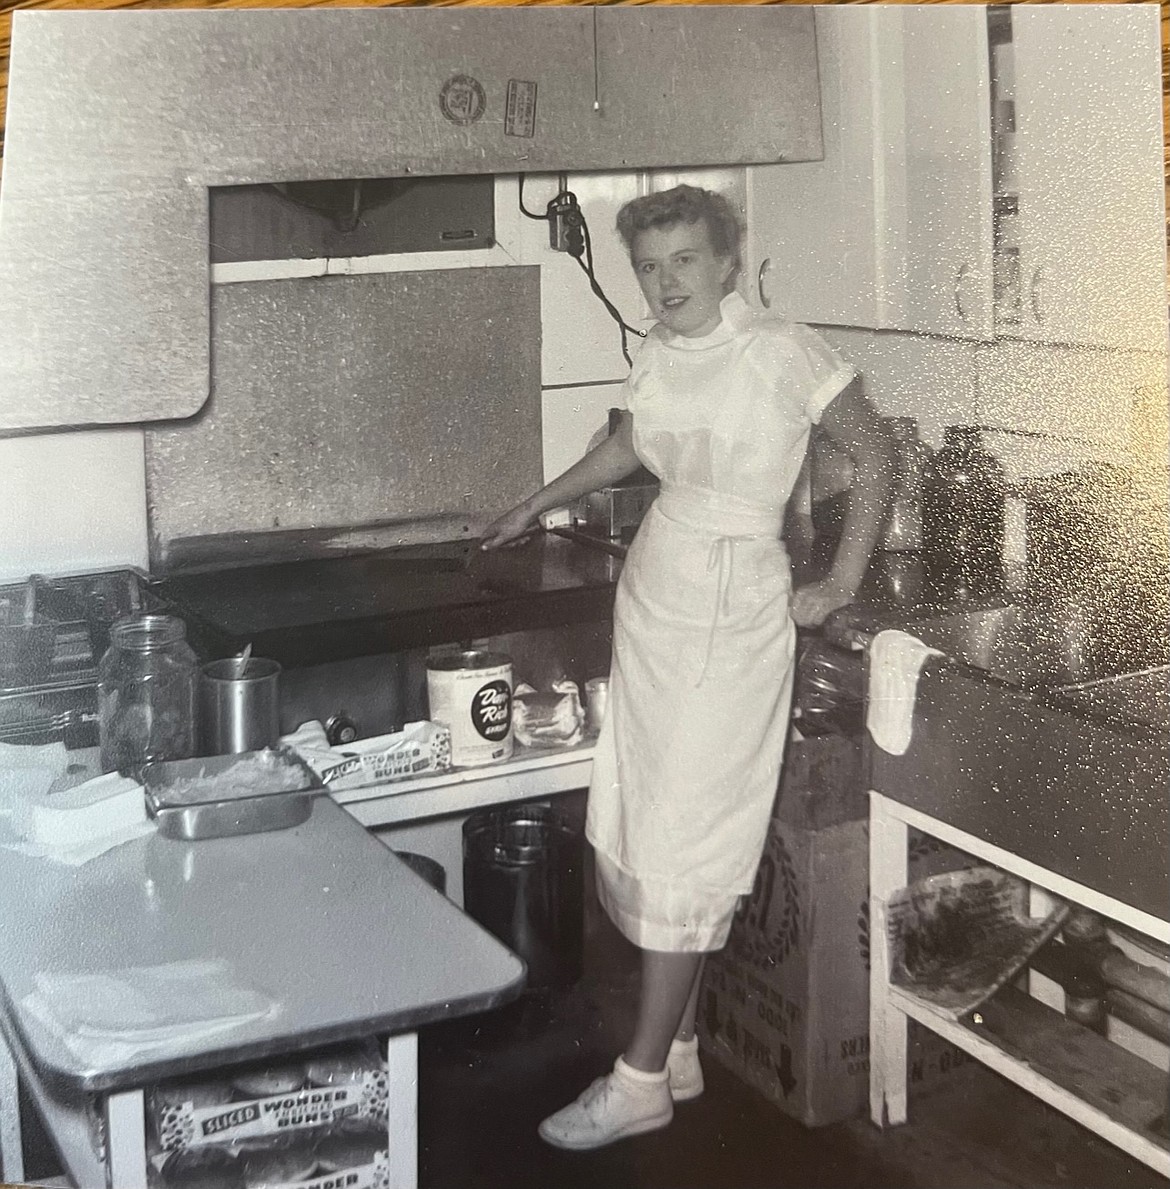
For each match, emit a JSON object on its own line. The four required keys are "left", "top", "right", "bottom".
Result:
{"left": 540, "top": 384, "right": 624, "bottom": 485}
{"left": 814, "top": 325, "right": 979, "bottom": 449}
{"left": 812, "top": 322, "right": 1161, "bottom": 481}
{"left": 518, "top": 172, "right": 647, "bottom": 386}
{"left": 976, "top": 338, "right": 1163, "bottom": 458}
{"left": 0, "top": 428, "right": 148, "bottom": 583}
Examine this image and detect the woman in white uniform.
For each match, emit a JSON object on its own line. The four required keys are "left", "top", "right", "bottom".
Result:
{"left": 482, "top": 185, "right": 892, "bottom": 1150}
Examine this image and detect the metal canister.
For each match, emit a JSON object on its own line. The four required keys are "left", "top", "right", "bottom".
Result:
{"left": 199, "top": 656, "right": 282, "bottom": 756}
{"left": 425, "top": 650, "right": 513, "bottom": 766}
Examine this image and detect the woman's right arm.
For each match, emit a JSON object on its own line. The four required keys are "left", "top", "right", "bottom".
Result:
{"left": 481, "top": 412, "right": 642, "bottom": 549}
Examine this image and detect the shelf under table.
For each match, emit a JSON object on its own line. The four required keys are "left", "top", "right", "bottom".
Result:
{"left": 890, "top": 983, "right": 1170, "bottom": 1176}
{"left": 870, "top": 790, "right": 1170, "bottom": 1179}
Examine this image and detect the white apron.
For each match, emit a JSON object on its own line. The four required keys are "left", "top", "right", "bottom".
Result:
{"left": 585, "top": 293, "right": 854, "bottom": 952}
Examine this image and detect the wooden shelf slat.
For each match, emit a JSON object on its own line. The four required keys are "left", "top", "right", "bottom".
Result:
{"left": 977, "top": 986, "right": 1170, "bottom": 1145}
{"left": 889, "top": 982, "right": 1170, "bottom": 1176}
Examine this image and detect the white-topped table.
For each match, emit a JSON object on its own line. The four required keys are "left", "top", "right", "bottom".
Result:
{"left": 0, "top": 796, "right": 526, "bottom": 1188}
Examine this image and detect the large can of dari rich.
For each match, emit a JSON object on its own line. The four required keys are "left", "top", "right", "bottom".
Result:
{"left": 426, "top": 651, "right": 514, "bottom": 767}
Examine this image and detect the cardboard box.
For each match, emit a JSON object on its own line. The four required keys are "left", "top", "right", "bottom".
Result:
{"left": 697, "top": 735, "right": 977, "bottom": 1127}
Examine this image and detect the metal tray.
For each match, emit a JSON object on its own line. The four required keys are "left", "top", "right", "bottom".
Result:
{"left": 142, "top": 746, "right": 324, "bottom": 840}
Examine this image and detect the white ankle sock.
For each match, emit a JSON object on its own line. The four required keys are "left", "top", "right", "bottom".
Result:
{"left": 670, "top": 1036, "right": 698, "bottom": 1055}
{"left": 615, "top": 1055, "right": 669, "bottom": 1084}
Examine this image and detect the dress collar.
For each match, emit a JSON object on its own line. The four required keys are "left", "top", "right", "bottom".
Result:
{"left": 658, "top": 291, "right": 754, "bottom": 351}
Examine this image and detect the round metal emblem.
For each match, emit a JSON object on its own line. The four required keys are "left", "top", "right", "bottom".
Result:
{"left": 440, "top": 74, "right": 487, "bottom": 126}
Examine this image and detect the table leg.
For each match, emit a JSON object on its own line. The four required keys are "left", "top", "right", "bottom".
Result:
{"left": 0, "top": 1032, "right": 25, "bottom": 1185}
{"left": 1027, "top": 885, "right": 1066, "bottom": 1012}
{"left": 869, "top": 792, "right": 909, "bottom": 1127}
{"left": 105, "top": 1088, "right": 146, "bottom": 1189}
{"left": 384, "top": 1031, "right": 418, "bottom": 1189}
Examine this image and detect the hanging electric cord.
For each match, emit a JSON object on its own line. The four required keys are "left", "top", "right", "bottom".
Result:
{"left": 517, "top": 174, "right": 549, "bottom": 222}
{"left": 516, "top": 177, "right": 646, "bottom": 368}
{"left": 573, "top": 218, "right": 646, "bottom": 368}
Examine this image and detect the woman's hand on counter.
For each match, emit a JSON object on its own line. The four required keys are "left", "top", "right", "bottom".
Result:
{"left": 791, "top": 575, "right": 857, "bottom": 628}
{"left": 481, "top": 503, "right": 541, "bottom": 550}
{"left": 482, "top": 413, "right": 642, "bottom": 552}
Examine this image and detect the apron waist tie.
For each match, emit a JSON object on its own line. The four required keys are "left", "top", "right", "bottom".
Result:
{"left": 696, "top": 536, "right": 735, "bottom": 687}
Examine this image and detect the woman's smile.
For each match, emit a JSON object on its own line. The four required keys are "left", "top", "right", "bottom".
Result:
{"left": 632, "top": 222, "right": 734, "bottom": 338}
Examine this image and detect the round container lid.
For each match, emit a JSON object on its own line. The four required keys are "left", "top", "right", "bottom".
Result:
{"left": 427, "top": 650, "right": 511, "bottom": 672}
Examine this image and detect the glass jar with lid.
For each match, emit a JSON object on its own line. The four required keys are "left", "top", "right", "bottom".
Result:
{"left": 881, "top": 416, "right": 931, "bottom": 552}
{"left": 98, "top": 614, "right": 198, "bottom": 775}
{"left": 922, "top": 426, "right": 1007, "bottom": 600}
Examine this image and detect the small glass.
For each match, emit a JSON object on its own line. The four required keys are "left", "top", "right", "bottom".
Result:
{"left": 584, "top": 677, "right": 610, "bottom": 736}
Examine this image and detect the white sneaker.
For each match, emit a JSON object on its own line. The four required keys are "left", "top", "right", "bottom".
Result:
{"left": 538, "top": 1056, "right": 673, "bottom": 1151}
{"left": 667, "top": 1036, "right": 704, "bottom": 1102}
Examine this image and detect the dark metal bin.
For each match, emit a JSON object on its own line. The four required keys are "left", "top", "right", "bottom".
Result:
{"left": 394, "top": 850, "right": 447, "bottom": 896}
{"left": 462, "top": 805, "right": 584, "bottom": 989}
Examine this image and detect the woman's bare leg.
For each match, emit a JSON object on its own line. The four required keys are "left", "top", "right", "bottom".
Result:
{"left": 673, "top": 955, "right": 707, "bottom": 1042}
{"left": 623, "top": 949, "right": 704, "bottom": 1073}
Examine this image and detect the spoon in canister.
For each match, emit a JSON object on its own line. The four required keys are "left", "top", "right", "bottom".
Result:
{"left": 234, "top": 642, "right": 253, "bottom": 679}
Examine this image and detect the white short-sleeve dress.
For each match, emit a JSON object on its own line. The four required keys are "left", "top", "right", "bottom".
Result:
{"left": 585, "top": 291, "right": 855, "bottom": 953}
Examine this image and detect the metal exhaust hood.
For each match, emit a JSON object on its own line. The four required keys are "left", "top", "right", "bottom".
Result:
{"left": 0, "top": 7, "right": 823, "bottom": 432}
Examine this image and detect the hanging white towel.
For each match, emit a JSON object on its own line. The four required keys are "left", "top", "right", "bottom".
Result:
{"left": 866, "top": 629, "right": 944, "bottom": 756}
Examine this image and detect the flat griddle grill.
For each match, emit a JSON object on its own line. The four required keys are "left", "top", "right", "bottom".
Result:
{"left": 148, "top": 534, "right": 620, "bottom": 670}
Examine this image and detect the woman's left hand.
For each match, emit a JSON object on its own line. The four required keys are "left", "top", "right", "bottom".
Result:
{"left": 791, "top": 576, "right": 856, "bottom": 628}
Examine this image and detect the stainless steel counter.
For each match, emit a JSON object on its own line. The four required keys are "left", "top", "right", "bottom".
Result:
{"left": 0, "top": 797, "right": 524, "bottom": 1094}
{"left": 869, "top": 656, "right": 1170, "bottom": 923}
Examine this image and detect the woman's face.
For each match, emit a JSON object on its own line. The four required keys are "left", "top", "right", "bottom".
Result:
{"left": 630, "top": 219, "right": 735, "bottom": 338}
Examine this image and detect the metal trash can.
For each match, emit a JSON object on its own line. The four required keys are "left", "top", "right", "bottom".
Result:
{"left": 462, "top": 805, "right": 584, "bottom": 989}
{"left": 394, "top": 851, "right": 447, "bottom": 896}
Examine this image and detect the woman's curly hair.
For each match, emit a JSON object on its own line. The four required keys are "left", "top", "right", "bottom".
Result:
{"left": 615, "top": 185, "right": 744, "bottom": 291}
